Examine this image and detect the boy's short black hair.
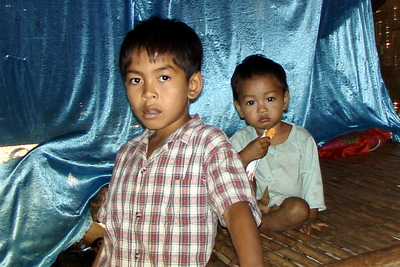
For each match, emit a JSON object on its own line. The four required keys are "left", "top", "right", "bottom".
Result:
{"left": 119, "top": 17, "right": 203, "bottom": 81}
{"left": 231, "top": 55, "right": 288, "bottom": 100}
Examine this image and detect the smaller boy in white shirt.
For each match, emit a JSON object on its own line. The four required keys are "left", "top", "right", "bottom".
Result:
{"left": 230, "top": 54, "right": 327, "bottom": 235}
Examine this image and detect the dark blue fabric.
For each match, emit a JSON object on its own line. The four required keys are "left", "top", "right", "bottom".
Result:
{"left": 1, "top": 0, "right": 400, "bottom": 266}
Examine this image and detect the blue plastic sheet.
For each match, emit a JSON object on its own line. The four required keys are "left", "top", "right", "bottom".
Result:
{"left": 1, "top": 0, "right": 400, "bottom": 266}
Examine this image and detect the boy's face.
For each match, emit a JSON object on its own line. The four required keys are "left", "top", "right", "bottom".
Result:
{"left": 125, "top": 50, "right": 202, "bottom": 137}
{"left": 234, "top": 75, "right": 289, "bottom": 136}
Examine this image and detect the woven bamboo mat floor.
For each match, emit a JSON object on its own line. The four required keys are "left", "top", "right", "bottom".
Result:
{"left": 53, "top": 142, "right": 400, "bottom": 266}
{"left": 209, "top": 142, "right": 400, "bottom": 267}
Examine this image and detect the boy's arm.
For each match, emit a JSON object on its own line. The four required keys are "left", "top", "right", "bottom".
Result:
{"left": 92, "top": 241, "right": 104, "bottom": 267}
{"left": 238, "top": 149, "right": 254, "bottom": 167}
{"left": 224, "top": 201, "right": 264, "bottom": 266}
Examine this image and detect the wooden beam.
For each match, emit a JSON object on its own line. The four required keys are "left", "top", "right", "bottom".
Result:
{"left": 325, "top": 244, "right": 400, "bottom": 267}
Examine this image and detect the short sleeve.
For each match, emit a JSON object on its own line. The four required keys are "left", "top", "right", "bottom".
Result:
{"left": 204, "top": 132, "right": 261, "bottom": 227}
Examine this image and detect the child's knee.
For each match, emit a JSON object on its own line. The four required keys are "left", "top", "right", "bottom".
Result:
{"left": 283, "top": 197, "right": 310, "bottom": 222}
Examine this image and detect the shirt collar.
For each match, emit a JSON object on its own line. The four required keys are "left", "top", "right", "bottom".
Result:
{"left": 138, "top": 114, "right": 203, "bottom": 147}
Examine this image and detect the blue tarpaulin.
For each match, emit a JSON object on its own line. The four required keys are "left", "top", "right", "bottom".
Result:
{"left": 1, "top": 0, "right": 399, "bottom": 266}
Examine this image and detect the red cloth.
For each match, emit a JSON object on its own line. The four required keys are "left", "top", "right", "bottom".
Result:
{"left": 318, "top": 128, "right": 392, "bottom": 159}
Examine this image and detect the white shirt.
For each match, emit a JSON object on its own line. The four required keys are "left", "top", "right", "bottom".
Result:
{"left": 230, "top": 121, "right": 326, "bottom": 211}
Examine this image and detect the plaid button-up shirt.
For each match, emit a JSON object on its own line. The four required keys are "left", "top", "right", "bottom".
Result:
{"left": 98, "top": 115, "right": 261, "bottom": 266}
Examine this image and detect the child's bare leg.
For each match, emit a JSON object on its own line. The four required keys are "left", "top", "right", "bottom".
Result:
{"left": 259, "top": 197, "right": 310, "bottom": 232}
{"left": 257, "top": 187, "right": 270, "bottom": 214}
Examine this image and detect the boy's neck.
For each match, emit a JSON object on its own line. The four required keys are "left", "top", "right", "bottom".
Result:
{"left": 146, "top": 115, "right": 192, "bottom": 157}
{"left": 269, "top": 122, "right": 292, "bottom": 146}
{"left": 147, "top": 134, "right": 162, "bottom": 158}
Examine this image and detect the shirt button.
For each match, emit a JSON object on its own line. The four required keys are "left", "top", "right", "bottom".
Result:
{"left": 136, "top": 212, "right": 142, "bottom": 219}
{"left": 141, "top": 168, "right": 146, "bottom": 175}
{"left": 135, "top": 252, "right": 140, "bottom": 259}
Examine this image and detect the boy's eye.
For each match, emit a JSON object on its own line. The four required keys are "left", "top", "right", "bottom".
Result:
{"left": 159, "top": 75, "right": 170, "bottom": 82}
{"left": 129, "top": 78, "right": 141, "bottom": 85}
{"left": 267, "top": 97, "right": 276, "bottom": 101}
{"left": 246, "top": 100, "right": 255, "bottom": 106}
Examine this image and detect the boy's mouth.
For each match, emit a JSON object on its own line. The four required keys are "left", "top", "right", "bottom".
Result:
{"left": 258, "top": 116, "right": 270, "bottom": 123}
{"left": 142, "top": 107, "right": 161, "bottom": 119}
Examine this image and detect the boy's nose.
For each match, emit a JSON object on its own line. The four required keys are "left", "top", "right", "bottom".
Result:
{"left": 142, "top": 84, "right": 157, "bottom": 99}
{"left": 258, "top": 103, "right": 268, "bottom": 113}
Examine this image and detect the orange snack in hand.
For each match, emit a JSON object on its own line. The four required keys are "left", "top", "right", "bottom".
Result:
{"left": 265, "top": 128, "right": 276, "bottom": 139}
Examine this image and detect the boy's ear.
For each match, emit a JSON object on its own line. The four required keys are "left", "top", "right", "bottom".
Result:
{"left": 188, "top": 71, "right": 203, "bottom": 100}
{"left": 234, "top": 100, "right": 244, "bottom": 118}
{"left": 283, "top": 90, "right": 290, "bottom": 111}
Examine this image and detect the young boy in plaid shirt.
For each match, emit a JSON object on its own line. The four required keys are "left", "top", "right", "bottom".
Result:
{"left": 93, "top": 17, "right": 264, "bottom": 266}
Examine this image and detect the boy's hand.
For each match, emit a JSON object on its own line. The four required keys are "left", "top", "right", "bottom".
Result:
{"left": 239, "top": 137, "right": 271, "bottom": 166}
{"left": 300, "top": 217, "right": 329, "bottom": 235}
{"left": 300, "top": 209, "right": 329, "bottom": 235}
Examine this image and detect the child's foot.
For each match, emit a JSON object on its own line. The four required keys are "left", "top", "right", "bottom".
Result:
{"left": 257, "top": 202, "right": 270, "bottom": 214}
